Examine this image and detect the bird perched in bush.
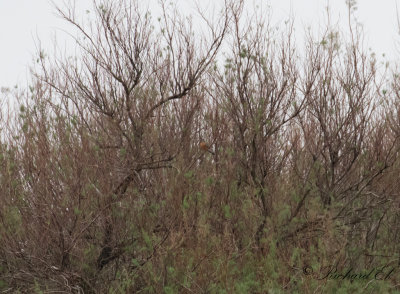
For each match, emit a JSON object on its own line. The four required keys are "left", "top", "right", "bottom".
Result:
{"left": 199, "top": 141, "right": 215, "bottom": 155}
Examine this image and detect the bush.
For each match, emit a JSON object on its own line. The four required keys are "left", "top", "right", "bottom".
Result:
{"left": 1, "top": 0, "right": 400, "bottom": 292}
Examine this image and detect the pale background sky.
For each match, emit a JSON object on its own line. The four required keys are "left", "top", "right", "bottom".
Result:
{"left": 0, "top": 0, "right": 399, "bottom": 89}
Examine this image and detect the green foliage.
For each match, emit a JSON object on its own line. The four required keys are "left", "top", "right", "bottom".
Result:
{"left": 2, "top": 0, "right": 400, "bottom": 293}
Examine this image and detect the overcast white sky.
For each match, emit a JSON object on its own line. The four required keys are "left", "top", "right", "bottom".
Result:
{"left": 0, "top": 0, "right": 399, "bottom": 89}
